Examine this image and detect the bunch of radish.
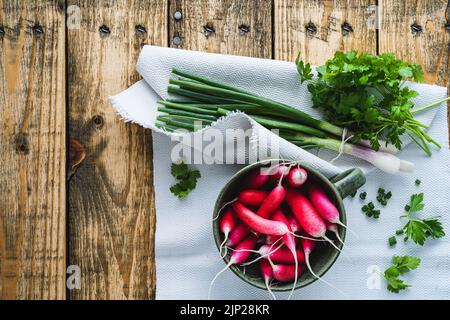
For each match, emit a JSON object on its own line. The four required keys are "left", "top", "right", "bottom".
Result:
{"left": 210, "top": 162, "right": 348, "bottom": 300}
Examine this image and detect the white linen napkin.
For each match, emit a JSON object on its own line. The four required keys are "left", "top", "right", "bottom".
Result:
{"left": 110, "top": 45, "right": 449, "bottom": 299}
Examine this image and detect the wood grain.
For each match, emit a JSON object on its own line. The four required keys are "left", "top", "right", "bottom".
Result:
{"left": 379, "top": 0, "right": 450, "bottom": 143}
{"left": 67, "top": 0, "right": 167, "bottom": 300}
{"left": 0, "top": 0, "right": 66, "bottom": 299}
{"left": 274, "top": 0, "right": 377, "bottom": 63}
{"left": 169, "top": 0, "right": 272, "bottom": 58}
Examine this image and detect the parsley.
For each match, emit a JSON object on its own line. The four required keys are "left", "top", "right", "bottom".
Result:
{"left": 170, "top": 162, "right": 201, "bottom": 198}
{"left": 400, "top": 193, "right": 445, "bottom": 245}
{"left": 383, "top": 256, "right": 421, "bottom": 293}
{"left": 362, "top": 202, "right": 380, "bottom": 219}
{"left": 296, "top": 51, "right": 440, "bottom": 155}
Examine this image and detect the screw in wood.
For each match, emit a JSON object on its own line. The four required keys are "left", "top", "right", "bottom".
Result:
{"left": 174, "top": 11, "right": 182, "bottom": 21}
{"left": 305, "top": 22, "right": 317, "bottom": 35}
{"left": 99, "top": 24, "right": 111, "bottom": 37}
{"left": 238, "top": 24, "right": 250, "bottom": 35}
{"left": 173, "top": 36, "right": 182, "bottom": 46}
{"left": 92, "top": 115, "right": 104, "bottom": 129}
{"left": 341, "top": 22, "right": 353, "bottom": 36}
{"left": 203, "top": 23, "right": 215, "bottom": 37}
{"left": 135, "top": 24, "right": 147, "bottom": 35}
{"left": 410, "top": 22, "right": 423, "bottom": 35}
{"left": 32, "top": 24, "right": 44, "bottom": 36}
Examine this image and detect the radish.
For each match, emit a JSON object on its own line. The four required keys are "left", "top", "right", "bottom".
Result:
{"left": 219, "top": 208, "right": 237, "bottom": 256}
{"left": 233, "top": 202, "right": 289, "bottom": 236}
{"left": 256, "top": 185, "right": 286, "bottom": 218}
{"left": 238, "top": 189, "right": 269, "bottom": 207}
{"left": 287, "top": 166, "right": 308, "bottom": 187}
{"left": 261, "top": 244, "right": 305, "bottom": 264}
{"left": 260, "top": 260, "right": 276, "bottom": 300}
{"left": 324, "top": 221, "right": 344, "bottom": 245}
{"left": 226, "top": 223, "right": 250, "bottom": 247}
{"left": 300, "top": 237, "right": 346, "bottom": 296}
{"left": 287, "top": 214, "right": 302, "bottom": 233}
{"left": 271, "top": 263, "right": 302, "bottom": 282}
{"left": 244, "top": 168, "right": 270, "bottom": 189}
{"left": 271, "top": 208, "right": 299, "bottom": 299}
{"left": 269, "top": 164, "right": 291, "bottom": 184}
{"left": 209, "top": 234, "right": 258, "bottom": 299}
{"left": 286, "top": 189, "right": 341, "bottom": 252}
{"left": 307, "top": 185, "right": 358, "bottom": 238}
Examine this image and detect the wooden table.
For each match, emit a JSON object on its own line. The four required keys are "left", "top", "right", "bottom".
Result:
{"left": 0, "top": 0, "right": 449, "bottom": 300}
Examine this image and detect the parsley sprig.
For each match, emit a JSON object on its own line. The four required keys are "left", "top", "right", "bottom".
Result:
{"left": 383, "top": 256, "right": 421, "bottom": 293}
{"left": 400, "top": 193, "right": 445, "bottom": 245}
{"left": 170, "top": 162, "right": 201, "bottom": 198}
{"left": 297, "top": 51, "right": 441, "bottom": 155}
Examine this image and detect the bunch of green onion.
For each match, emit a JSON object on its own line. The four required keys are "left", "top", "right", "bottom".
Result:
{"left": 155, "top": 68, "right": 415, "bottom": 174}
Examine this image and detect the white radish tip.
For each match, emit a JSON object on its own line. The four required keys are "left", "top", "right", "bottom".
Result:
{"left": 399, "top": 160, "right": 415, "bottom": 173}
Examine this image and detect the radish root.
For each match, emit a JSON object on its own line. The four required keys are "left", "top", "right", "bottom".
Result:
{"left": 335, "top": 220, "right": 360, "bottom": 239}
{"left": 213, "top": 198, "right": 238, "bottom": 221}
{"left": 208, "top": 261, "right": 232, "bottom": 300}
{"left": 265, "top": 277, "right": 276, "bottom": 300}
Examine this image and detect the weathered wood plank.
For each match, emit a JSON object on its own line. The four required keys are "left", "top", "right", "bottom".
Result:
{"left": 169, "top": 0, "right": 272, "bottom": 58}
{"left": 67, "top": 0, "right": 167, "bottom": 299}
{"left": 0, "top": 0, "right": 66, "bottom": 299}
{"left": 274, "top": 0, "right": 377, "bottom": 64}
{"left": 379, "top": 0, "right": 450, "bottom": 143}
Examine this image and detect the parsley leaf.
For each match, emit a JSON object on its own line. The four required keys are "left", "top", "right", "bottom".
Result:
{"left": 401, "top": 193, "right": 445, "bottom": 245}
{"left": 383, "top": 256, "right": 421, "bottom": 293}
{"left": 295, "top": 54, "right": 313, "bottom": 84}
{"left": 170, "top": 162, "right": 201, "bottom": 198}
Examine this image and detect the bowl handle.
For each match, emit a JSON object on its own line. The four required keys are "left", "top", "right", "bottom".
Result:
{"left": 330, "top": 168, "right": 366, "bottom": 199}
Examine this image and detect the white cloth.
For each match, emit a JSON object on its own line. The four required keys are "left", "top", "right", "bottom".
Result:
{"left": 110, "top": 46, "right": 449, "bottom": 299}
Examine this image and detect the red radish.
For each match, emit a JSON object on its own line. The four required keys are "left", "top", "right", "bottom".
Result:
{"left": 287, "top": 167, "right": 308, "bottom": 187}
{"left": 256, "top": 185, "right": 286, "bottom": 218}
{"left": 269, "top": 164, "right": 291, "bottom": 184}
{"left": 233, "top": 202, "right": 289, "bottom": 236}
{"left": 244, "top": 168, "right": 270, "bottom": 189}
{"left": 272, "top": 264, "right": 302, "bottom": 282}
{"left": 300, "top": 237, "right": 346, "bottom": 296}
{"left": 226, "top": 223, "right": 250, "bottom": 247}
{"left": 271, "top": 209, "right": 298, "bottom": 299}
{"left": 260, "top": 260, "right": 276, "bottom": 300}
{"left": 219, "top": 208, "right": 237, "bottom": 256}
{"left": 260, "top": 244, "right": 305, "bottom": 264}
{"left": 287, "top": 214, "right": 302, "bottom": 234}
{"left": 324, "top": 221, "right": 344, "bottom": 245}
{"left": 265, "top": 235, "right": 280, "bottom": 244}
{"left": 238, "top": 189, "right": 269, "bottom": 207}
{"left": 308, "top": 185, "right": 358, "bottom": 238}
{"left": 286, "top": 189, "right": 326, "bottom": 237}
{"left": 209, "top": 234, "right": 258, "bottom": 299}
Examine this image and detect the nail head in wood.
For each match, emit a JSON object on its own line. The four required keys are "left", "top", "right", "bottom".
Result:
{"left": 99, "top": 25, "right": 111, "bottom": 37}
{"left": 32, "top": 24, "right": 44, "bottom": 36}
{"left": 341, "top": 22, "right": 353, "bottom": 36}
{"left": 305, "top": 22, "right": 317, "bottom": 35}
{"left": 173, "top": 36, "right": 182, "bottom": 46}
{"left": 410, "top": 22, "right": 423, "bottom": 35}
{"left": 238, "top": 24, "right": 250, "bottom": 35}
{"left": 174, "top": 11, "right": 182, "bottom": 21}
{"left": 135, "top": 24, "right": 147, "bottom": 35}
{"left": 445, "top": 22, "right": 450, "bottom": 32}
{"left": 203, "top": 23, "right": 215, "bottom": 37}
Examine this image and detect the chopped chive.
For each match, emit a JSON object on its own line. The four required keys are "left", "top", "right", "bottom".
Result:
{"left": 359, "top": 191, "right": 367, "bottom": 200}
{"left": 415, "top": 179, "right": 421, "bottom": 186}
{"left": 388, "top": 236, "right": 397, "bottom": 246}
{"left": 396, "top": 229, "right": 404, "bottom": 235}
